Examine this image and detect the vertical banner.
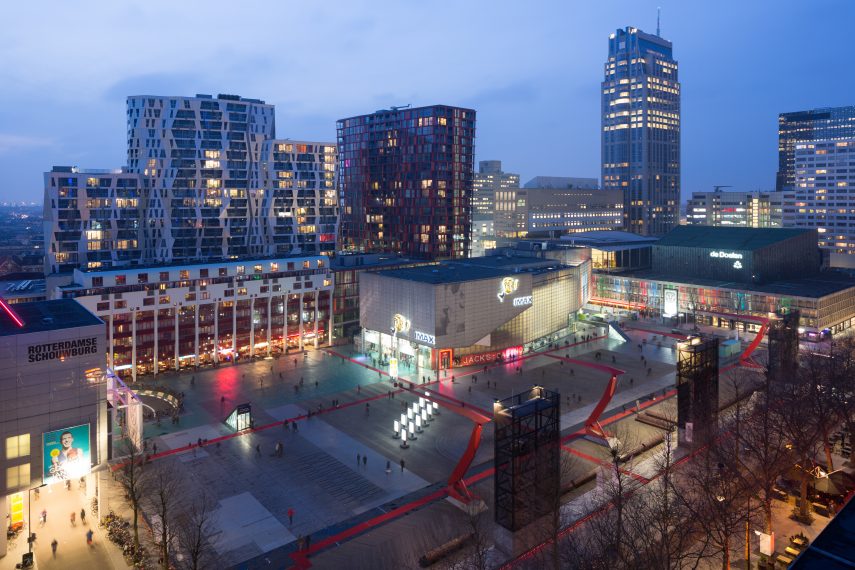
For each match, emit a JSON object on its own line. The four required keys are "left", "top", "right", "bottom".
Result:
{"left": 43, "top": 424, "right": 91, "bottom": 484}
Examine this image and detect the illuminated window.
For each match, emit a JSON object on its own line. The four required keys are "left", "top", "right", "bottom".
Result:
{"left": 5, "top": 435, "right": 30, "bottom": 459}
{"left": 254, "top": 264, "right": 263, "bottom": 273}
{"left": 179, "top": 270, "right": 189, "bottom": 279}
{"left": 6, "top": 464, "right": 30, "bottom": 488}
{"left": 236, "top": 266, "right": 245, "bottom": 275}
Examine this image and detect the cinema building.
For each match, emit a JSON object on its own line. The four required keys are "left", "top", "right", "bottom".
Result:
{"left": 590, "top": 226, "right": 855, "bottom": 337}
{"left": 52, "top": 256, "right": 334, "bottom": 380}
{"left": 0, "top": 300, "right": 107, "bottom": 561}
{"left": 359, "top": 255, "right": 591, "bottom": 371}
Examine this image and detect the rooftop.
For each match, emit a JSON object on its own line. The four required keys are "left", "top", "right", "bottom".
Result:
{"left": 792, "top": 495, "right": 855, "bottom": 568}
{"left": 0, "top": 299, "right": 102, "bottom": 337}
{"left": 655, "top": 226, "right": 814, "bottom": 251}
{"left": 614, "top": 270, "right": 855, "bottom": 299}
{"left": 372, "top": 256, "right": 572, "bottom": 285}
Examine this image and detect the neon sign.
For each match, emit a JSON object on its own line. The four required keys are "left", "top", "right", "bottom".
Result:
{"left": 709, "top": 251, "right": 743, "bottom": 260}
{"left": 414, "top": 331, "right": 436, "bottom": 345}
{"left": 512, "top": 296, "right": 533, "bottom": 307}
{"left": 392, "top": 314, "right": 411, "bottom": 333}
{"left": 497, "top": 277, "right": 519, "bottom": 302}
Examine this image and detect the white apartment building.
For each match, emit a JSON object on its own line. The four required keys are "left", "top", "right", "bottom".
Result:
{"left": 686, "top": 190, "right": 784, "bottom": 228}
{"left": 786, "top": 139, "right": 855, "bottom": 267}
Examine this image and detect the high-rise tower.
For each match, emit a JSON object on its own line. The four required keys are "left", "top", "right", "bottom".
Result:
{"left": 602, "top": 27, "right": 680, "bottom": 236}
{"left": 337, "top": 105, "right": 476, "bottom": 260}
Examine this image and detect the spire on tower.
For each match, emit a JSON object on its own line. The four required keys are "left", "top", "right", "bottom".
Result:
{"left": 657, "top": 6, "right": 661, "bottom": 36}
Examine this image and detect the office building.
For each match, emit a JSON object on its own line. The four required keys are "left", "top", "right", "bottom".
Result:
{"left": 494, "top": 187, "right": 623, "bottom": 238}
{"left": 0, "top": 300, "right": 107, "bottom": 560}
{"left": 472, "top": 160, "right": 519, "bottom": 257}
{"left": 785, "top": 139, "right": 855, "bottom": 266}
{"left": 686, "top": 189, "right": 784, "bottom": 228}
{"left": 337, "top": 105, "right": 476, "bottom": 260}
{"left": 522, "top": 176, "right": 598, "bottom": 190}
{"left": 602, "top": 27, "right": 680, "bottom": 235}
{"left": 777, "top": 106, "right": 855, "bottom": 191}
{"left": 253, "top": 140, "right": 338, "bottom": 256}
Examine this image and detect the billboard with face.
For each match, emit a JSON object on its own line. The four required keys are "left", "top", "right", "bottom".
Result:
{"left": 43, "top": 424, "right": 91, "bottom": 484}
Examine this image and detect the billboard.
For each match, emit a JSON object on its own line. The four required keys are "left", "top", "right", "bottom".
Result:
{"left": 43, "top": 424, "right": 91, "bottom": 484}
{"left": 664, "top": 289, "right": 678, "bottom": 317}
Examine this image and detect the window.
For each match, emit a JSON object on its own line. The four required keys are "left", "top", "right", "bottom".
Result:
{"left": 138, "top": 273, "right": 148, "bottom": 284}
{"left": 114, "top": 300, "right": 127, "bottom": 309}
{"left": 6, "top": 464, "right": 30, "bottom": 489}
{"left": 97, "top": 302, "right": 110, "bottom": 311}
{"left": 270, "top": 262, "right": 279, "bottom": 272}
{"left": 115, "top": 275, "right": 126, "bottom": 285}
{"left": 92, "top": 277, "right": 103, "bottom": 287}
{"left": 219, "top": 268, "right": 227, "bottom": 277}
{"left": 200, "top": 269, "right": 209, "bottom": 278}
{"left": 236, "top": 266, "right": 245, "bottom": 275}
{"left": 254, "top": 264, "right": 263, "bottom": 273}
{"left": 160, "top": 272, "right": 169, "bottom": 282}
{"left": 180, "top": 270, "right": 189, "bottom": 279}
{"left": 5, "top": 435, "right": 29, "bottom": 459}
{"left": 302, "top": 261, "right": 310, "bottom": 269}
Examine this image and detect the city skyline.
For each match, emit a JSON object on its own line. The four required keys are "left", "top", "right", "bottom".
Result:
{"left": 1, "top": 1, "right": 853, "bottom": 202}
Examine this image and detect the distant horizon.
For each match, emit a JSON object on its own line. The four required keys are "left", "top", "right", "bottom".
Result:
{"left": 1, "top": 1, "right": 853, "bottom": 201}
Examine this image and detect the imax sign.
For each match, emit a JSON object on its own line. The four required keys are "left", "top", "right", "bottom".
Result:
{"left": 512, "top": 296, "right": 533, "bottom": 307}
{"left": 414, "top": 331, "right": 436, "bottom": 345}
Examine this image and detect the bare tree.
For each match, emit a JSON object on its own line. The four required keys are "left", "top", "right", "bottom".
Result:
{"left": 176, "top": 491, "right": 221, "bottom": 570}
{"left": 114, "top": 439, "right": 149, "bottom": 551}
{"left": 148, "top": 461, "right": 186, "bottom": 570}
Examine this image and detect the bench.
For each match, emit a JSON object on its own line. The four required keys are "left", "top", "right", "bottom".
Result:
{"left": 785, "top": 546, "right": 800, "bottom": 557}
{"left": 812, "top": 502, "right": 829, "bottom": 517}
{"left": 772, "top": 487, "right": 788, "bottom": 501}
{"left": 776, "top": 554, "right": 794, "bottom": 566}
{"left": 790, "top": 536, "right": 807, "bottom": 547}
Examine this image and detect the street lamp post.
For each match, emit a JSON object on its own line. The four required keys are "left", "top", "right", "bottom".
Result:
{"left": 28, "top": 483, "right": 47, "bottom": 553}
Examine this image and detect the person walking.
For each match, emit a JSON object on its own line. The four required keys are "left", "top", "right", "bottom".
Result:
{"left": 386, "top": 460, "right": 391, "bottom": 475}
{"left": 357, "top": 453, "right": 361, "bottom": 466}
{"left": 80, "top": 508, "right": 86, "bottom": 524}
{"left": 287, "top": 507, "right": 294, "bottom": 525}
{"left": 41, "top": 508, "right": 47, "bottom": 525}
{"left": 86, "top": 529, "right": 94, "bottom": 546}
{"left": 362, "top": 455, "right": 367, "bottom": 468}
{"left": 255, "top": 444, "right": 261, "bottom": 457}
{"left": 305, "top": 534, "right": 311, "bottom": 550}
{"left": 51, "top": 538, "right": 58, "bottom": 557}
{"left": 70, "top": 511, "right": 76, "bottom": 526}
{"left": 365, "top": 402, "right": 370, "bottom": 416}
{"left": 400, "top": 458, "right": 405, "bottom": 473}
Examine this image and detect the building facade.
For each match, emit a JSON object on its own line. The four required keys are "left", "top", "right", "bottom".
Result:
{"left": 494, "top": 187, "right": 623, "bottom": 238}
{"left": 54, "top": 256, "right": 333, "bottom": 380}
{"left": 254, "top": 140, "right": 338, "bottom": 256}
{"left": 0, "top": 300, "right": 107, "bottom": 559}
{"left": 522, "top": 176, "right": 598, "bottom": 190}
{"left": 337, "top": 105, "right": 476, "bottom": 260}
{"left": 359, "top": 255, "right": 590, "bottom": 371}
{"left": 785, "top": 139, "right": 855, "bottom": 266}
{"left": 777, "top": 106, "right": 855, "bottom": 192}
{"left": 472, "top": 160, "right": 519, "bottom": 257}
{"left": 686, "top": 190, "right": 784, "bottom": 228}
{"left": 602, "top": 27, "right": 680, "bottom": 236}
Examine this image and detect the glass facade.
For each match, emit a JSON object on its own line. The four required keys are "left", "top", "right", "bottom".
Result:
{"left": 777, "top": 106, "right": 855, "bottom": 191}
{"left": 337, "top": 105, "right": 476, "bottom": 260}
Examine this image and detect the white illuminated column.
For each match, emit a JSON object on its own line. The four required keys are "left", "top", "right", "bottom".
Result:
{"left": 408, "top": 421, "right": 416, "bottom": 440}
{"left": 426, "top": 405, "right": 433, "bottom": 419}
{"left": 418, "top": 397, "right": 425, "bottom": 407}
{"left": 401, "top": 429, "right": 409, "bottom": 449}
{"left": 433, "top": 401, "right": 440, "bottom": 415}
{"left": 415, "top": 415, "right": 422, "bottom": 432}
{"left": 421, "top": 409, "right": 428, "bottom": 425}
{"left": 407, "top": 409, "right": 414, "bottom": 420}
{"left": 400, "top": 413, "right": 407, "bottom": 426}
{"left": 394, "top": 420, "right": 400, "bottom": 437}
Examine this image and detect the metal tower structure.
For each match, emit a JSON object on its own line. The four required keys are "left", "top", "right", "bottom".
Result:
{"left": 676, "top": 336, "right": 720, "bottom": 445}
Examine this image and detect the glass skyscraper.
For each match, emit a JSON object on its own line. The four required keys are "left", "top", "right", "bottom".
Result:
{"left": 776, "top": 106, "right": 855, "bottom": 191}
{"left": 337, "top": 105, "right": 476, "bottom": 260}
{"left": 601, "top": 27, "right": 680, "bottom": 236}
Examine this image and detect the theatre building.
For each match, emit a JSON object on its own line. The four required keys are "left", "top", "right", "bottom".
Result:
{"left": 590, "top": 226, "right": 855, "bottom": 337}
{"left": 0, "top": 300, "right": 107, "bottom": 561}
{"left": 359, "top": 255, "right": 591, "bottom": 371}
{"left": 51, "top": 256, "right": 334, "bottom": 380}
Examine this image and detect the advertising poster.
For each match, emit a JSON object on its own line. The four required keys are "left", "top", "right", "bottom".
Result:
{"left": 43, "top": 424, "right": 91, "bottom": 484}
{"left": 664, "top": 289, "right": 678, "bottom": 317}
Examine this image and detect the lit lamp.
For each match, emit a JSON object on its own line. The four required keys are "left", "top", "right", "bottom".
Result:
{"left": 393, "top": 420, "right": 400, "bottom": 438}
{"left": 400, "top": 429, "right": 409, "bottom": 449}
{"left": 433, "top": 401, "right": 440, "bottom": 415}
{"left": 421, "top": 409, "right": 429, "bottom": 425}
{"left": 407, "top": 409, "right": 414, "bottom": 420}
{"left": 408, "top": 421, "right": 417, "bottom": 440}
{"left": 400, "top": 413, "right": 407, "bottom": 426}
{"left": 418, "top": 397, "right": 425, "bottom": 407}
{"left": 416, "top": 415, "right": 423, "bottom": 432}
{"left": 426, "top": 405, "right": 433, "bottom": 419}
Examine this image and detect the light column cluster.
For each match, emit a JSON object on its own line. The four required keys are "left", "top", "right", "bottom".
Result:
{"left": 395, "top": 392, "right": 440, "bottom": 449}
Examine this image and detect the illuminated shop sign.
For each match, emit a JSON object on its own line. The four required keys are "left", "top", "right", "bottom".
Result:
{"left": 414, "top": 331, "right": 436, "bottom": 345}
{"left": 43, "top": 423, "right": 91, "bottom": 484}
{"left": 392, "top": 314, "right": 411, "bottom": 333}
{"left": 663, "top": 289, "right": 678, "bottom": 317}
{"left": 497, "top": 277, "right": 519, "bottom": 302}
{"left": 709, "top": 251, "right": 744, "bottom": 270}
{"left": 512, "top": 296, "right": 533, "bottom": 307}
{"left": 456, "top": 346, "right": 523, "bottom": 367}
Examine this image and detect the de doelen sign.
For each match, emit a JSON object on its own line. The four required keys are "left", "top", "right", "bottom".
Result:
{"left": 709, "top": 250, "right": 744, "bottom": 270}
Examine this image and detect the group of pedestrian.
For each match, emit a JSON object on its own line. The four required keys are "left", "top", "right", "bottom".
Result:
{"left": 356, "top": 453, "right": 368, "bottom": 468}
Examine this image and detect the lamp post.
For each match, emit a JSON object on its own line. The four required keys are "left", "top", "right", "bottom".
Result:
{"left": 28, "top": 483, "right": 47, "bottom": 553}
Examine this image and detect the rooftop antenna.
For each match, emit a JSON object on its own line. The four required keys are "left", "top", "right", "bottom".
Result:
{"left": 656, "top": 6, "right": 661, "bottom": 36}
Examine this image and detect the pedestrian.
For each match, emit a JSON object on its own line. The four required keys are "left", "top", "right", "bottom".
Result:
{"left": 153, "top": 443, "right": 158, "bottom": 455}
{"left": 357, "top": 453, "right": 361, "bottom": 466}
{"left": 41, "top": 508, "right": 47, "bottom": 526}
{"left": 357, "top": 385, "right": 361, "bottom": 393}
{"left": 51, "top": 538, "right": 58, "bottom": 557}
{"left": 81, "top": 508, "right": 86, "bottom": 524}
{"left": 305, "top": 534, "right": 311, "bottom": 550}
{"left": 70, "top": 511, "right": 76, "bottom": 526}
{"left": 365, "top": 403, "right": 370, "bottom": 415}
{"left": 255, "top": 444, "right": 261, "bottom": 456}
{"left": 294, "top": 358, "right": 298, "bottom": 368}
{"left": 386, "top": 460, "right": 391, "bottom": 474}
{"left": 400, "top": 458, "right": 405, "bottom": 472}
{"left": 363, "top": 455, "right": 367, "bottom": 468}
{"left": 86, "top": 529, "right": 94, "bottom": 546}
{"left": 288, "top": 507, "right": 294, "bottom": 525}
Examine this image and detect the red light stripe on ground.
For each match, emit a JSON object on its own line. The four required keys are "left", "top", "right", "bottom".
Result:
{"left": 561, "top": 445, "right": 650, "bottom": 484}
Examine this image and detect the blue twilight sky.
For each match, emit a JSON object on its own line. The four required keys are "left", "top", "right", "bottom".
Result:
{"left": 0, "top": 0, "right": 852, "bottom": 203}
